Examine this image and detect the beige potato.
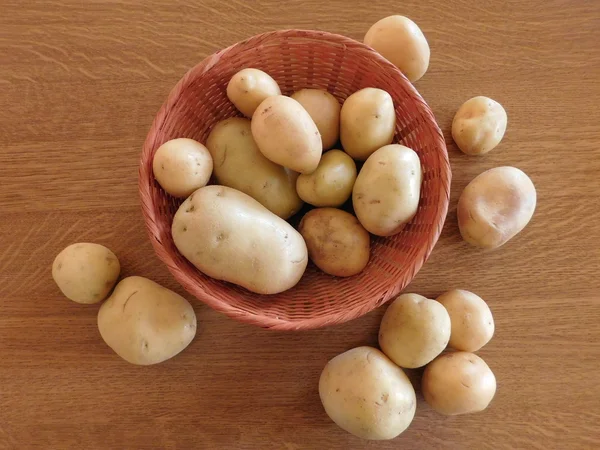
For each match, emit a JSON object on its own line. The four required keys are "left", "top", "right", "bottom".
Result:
{"left": 452, "top": 96, "right": 507, "bottom": 155}
{"left": 364, "top": 15, "right": 430, "bottom": 82}
{"left": 379, "top": 293, "right": 451, "bottom": 368}
{"left": 152, "top": 138, "right": 213, "bottom": 198}
{"left": 458, "top": 166, "right": 536, "bottom": 249}
{"left": 437, "top": 289, "right": 494, "bottom": 352}
{"left": 340, "top": 88, "right": 396, "bottom": 160}
{"left": 422, "top": 352, "right": 496, "bottom": 416}
{"left": 291, "top": 89, "right": 341, "bottom": 150}
{"left": 97, "top": 276, "right": 196, "bottom": 365}
{"left": 206, "top": 117, "right": 303, "bottom": 219}
{"left": 226, "top": 68, "right": 281, "bottom": 117}
{"left": 52, "top": 243, "right": 120, "bottom": 304}
{"left": 296, "top": 150, "right": 357, "bottom": 207}
{"left": 299, "top": 208, "right": 370, "bottom": 277}
{"left": 172, "top": 186, "right": 307, "bottom": 294}
{"left": 352, "top": 144, "right": 422, "bottom": 236}
{"left": 251, "top": 95, "right": 322, "bottom": 174}
{"left": 319, "top": 346, "right": 416, "bottom": 440}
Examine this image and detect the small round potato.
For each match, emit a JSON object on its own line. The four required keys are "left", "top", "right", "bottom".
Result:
{"left": 340, "top": 88, "right": 396, "bottom": 161}
{"left": 98, "top": 276, "right": 197, "bottom": 365}
{"left": 226, "top": 68, "right": 281, "bottom": 117}
{"left": 52, "top": 243, "right": 120, "bottom": 304}
{"left": 296, "top": 150, "right": 357, "bottom": 207}
{"left": 452, "top": 96, "right": 507, "bottom": 155}
{"left": 299, "top": 208, "right": 370, "bottom": 277}
{"left": 437, "top": 289, "right": 494, "bottom": 352}
{"left": 422, "top": 352, "right": 496, "bottom": 416}
{"left": 458, "top": 166, "right": 536, "bottom": 249}
{"left": 291, "top": 89, "right": 341, "bottom": 150}
{"left": 152, "top": 138, "right": 213, "bottom": 198}
{"left": 364, "top": 15, "right": 430, "bottom": 82}
{"left": 379, "top": 293, "right": 451, "bottom": 368}
{"left": 319, "top": 346, "right": 416, "bottom": 440}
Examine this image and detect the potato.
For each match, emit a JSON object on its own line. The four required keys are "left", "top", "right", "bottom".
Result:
{"left": 152, "top": 138, "right": 213, "bottom": 198}
{"left": 299, "top": 208, "right": 370, "bottom": 277}
{"left": 226, "top": 68, "right": 281, "bottom": 117}
{"left": 172, "top": 185, "right": 307, "bottom": 294}
{"left": 319, "top": 346, "right": 416, "bottom": 440}
{"left": 52, "top": 243, "right": 120, "bottom": 304}
{"left": 291, "top": 89, "right": 341, "bottom": 150}
{"left": 296, "top": 150, "right": 356, "bottom": 207}
{"left": 458, "top": 166, "right": 536, "bottom": 249}
{"left": 340, "top": 88, "right": 396, "bottom": 160}
{"left": 437, "top": 289, "right": 494, "bottom": 352}
{"left": 422, "top": 352, "right": 496, "bottom": 416}
{"left": 352, "top": 144, "right": 422, "bottom": 236}
{"left": 206, "top": 117, "right": 303, "bottom": 219}
{"left": 379, "top": 293, "right": 451, "bottom": 368}
{"left": 251, "top": 95, "right": 322, "bottom": 174}
{"left": 97, "top": 276, "right": 196, "bottom": 365}
{"left": 452, "top": 96, "right": 507, "bottom": 155}
{"left": 364, "top": 15, "right": 430, "bottom": 82}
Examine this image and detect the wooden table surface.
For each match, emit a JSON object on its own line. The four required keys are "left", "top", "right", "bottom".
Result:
{"left": 1, "top": 1, "right": 599, "bottom": 448}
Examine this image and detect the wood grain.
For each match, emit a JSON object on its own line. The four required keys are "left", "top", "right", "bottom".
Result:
{"left": 1, "top": 1, "right": 599, "bottom": 448}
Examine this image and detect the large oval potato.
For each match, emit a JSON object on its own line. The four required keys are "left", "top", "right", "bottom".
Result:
{"left": 340, "top": 88, "right": 396, "bottom": 160}
{"left": 172, "top": 186, "right": 307, "bottom": 294}
{"left": 97, "top": 276, "right": 196, "bottom": 365}
{"left": 452, "top": 96, "right": 507, "bottom": 155}
{"left": 352, "top": 144, "right": 422, "bottom": 236}
{"left": 206, "top": 117, "right": 303, "bottom": 219}
{"left": 52, "top": 243, "right": 120, "bottom": 304}
{"left": 458, "top": 166, "right": 536, "bottom": 249}
{"left": 299, "top": 208, "right": 370, "bottom": 277}
{"left": 291, "top": 89, "right": 341, "bottom": 150}
{"left": 379, "top": 293, "right": 451, "bottom": 368}
{"left": 251, "top": 95, "right": 322, "bottom": 174}
{"left": 226, "top": 68, "right": 281, "bottom": 117}
{"left": 319, "top": 346, "right": 416, "bottom": 440}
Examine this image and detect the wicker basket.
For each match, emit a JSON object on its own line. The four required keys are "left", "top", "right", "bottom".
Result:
{"left": 139, "top": 29, "right": 450, "bottom": 331}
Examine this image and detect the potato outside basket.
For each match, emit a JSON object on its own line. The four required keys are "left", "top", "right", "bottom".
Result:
{"left": 139, "top": 29, "right": 450, "bottom": 331}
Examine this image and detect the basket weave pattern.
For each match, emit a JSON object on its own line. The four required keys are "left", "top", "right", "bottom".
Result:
{"left": 139, "top": 30, "right": 450, "bottom": 330}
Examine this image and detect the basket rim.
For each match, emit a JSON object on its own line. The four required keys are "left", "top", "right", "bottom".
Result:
{"left": 139, "top": 29, "right": 451, "bottom": 331}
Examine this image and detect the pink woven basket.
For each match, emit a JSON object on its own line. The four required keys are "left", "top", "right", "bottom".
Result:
{"left": 139, "top": 30, "right": 450, "bottom": 331}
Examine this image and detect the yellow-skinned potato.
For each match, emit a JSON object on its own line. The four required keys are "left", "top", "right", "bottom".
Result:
{"left": 299, "top": 208, "right": 370, "bottom": 277}
{"left": 353, "top": 144, "right": 422, "bottom": 236}
{"left": 458, "top": 166, "right": 536, "bottom": 249}
{"left": 291, "top": 89, "right": 341, "bottom": 150}
{"left": 52, "top": 243, "right": 120, "bottom": 304}
{"left": 226, "top": 68, "right": 281, "bottom": 117}
{"left": 251, "top": 95, "right": 322, "bottom": 174}
{"left": 206, "top": 117, "right": 303, "bottom": 219}
{"left": 296, "top": 150, "right": 357, "bottom": 207}
{"left": 98, "top": 276, "right": 196, "bottom": 365}
{"left": 452, "top": 96, "right": 507, "bottom": 155}
{"left": 340, "top": 88, "right": 396, "bottom": 160}
{"left": 172, "top": 186, "right": 307, "bottom": 294}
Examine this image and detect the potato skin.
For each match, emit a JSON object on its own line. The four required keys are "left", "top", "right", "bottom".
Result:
{"left": 319, "top": 346, "right": 416, "bottom": 440}
{"left": 172, "top": 186, "right": 307, "bottom": 294}
{"left": 251, "top": 95, "right": 322, "bottom": 174}
{"left": 206, "top": 117, "right": 303, "bottom": 219}
{"left": 52, "top": 243, "right": 120, "bottom": 304}
{"left": 298, "top": 208, "right": 370, "bottom": 277}
{"left": 291, "top": 89, "right": 341, "bottom": 150}
{"left": 452, "top": 96, "right": 507, "bottom": 155}
{"left": 379, "top": 293, "right": 451, "bottom": 368}
{"left": 422, "top": 352, "right": 496, "bottom": 416}
{"left": 97, "top": 276, "right": 196, "bottom": 365}
{"left": 340, "top": 88, "right": 396, "bottom": 160}
{"left": 458, "top": 166, "right": 536, "bottom": 249}
{"left": 226, "top": 68, "right": 281, "bottom": 117}
{"left": 352, "top": 144, "right": 422, "bottom": 236}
